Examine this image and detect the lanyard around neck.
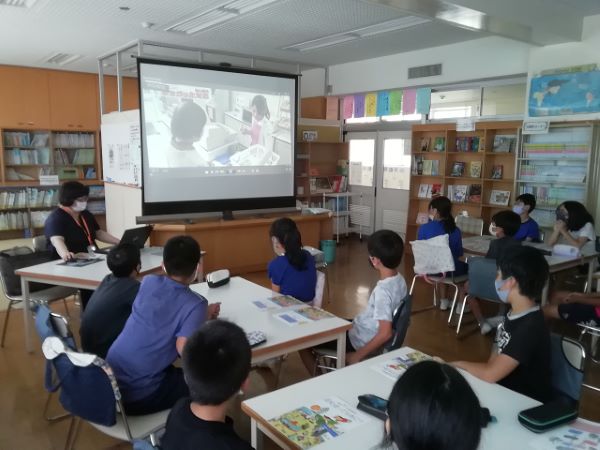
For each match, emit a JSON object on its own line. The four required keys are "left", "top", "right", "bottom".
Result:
{"left": 60, "top": 206, "right": 94, "bottom": 246}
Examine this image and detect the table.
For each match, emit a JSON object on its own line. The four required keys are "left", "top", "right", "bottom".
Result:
{"left": 190, "top": 277, "right": 351, "bottom": 365}
{"left": 462, "top": 235, "right": 598, "bottom": 304}
{"left": 242, "top": 346, "right": 541, "bottom": 450}
{"left": 16, "top": 248, "right": 164, "bottom": 352}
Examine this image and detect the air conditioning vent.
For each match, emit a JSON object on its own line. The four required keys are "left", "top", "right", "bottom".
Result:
{"left": 408, "top": 64, "right": 442, "bottom": 79}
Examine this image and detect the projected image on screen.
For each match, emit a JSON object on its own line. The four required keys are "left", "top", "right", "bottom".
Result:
{"left": 139, "top": 60, "right": 296, "bottom": 208}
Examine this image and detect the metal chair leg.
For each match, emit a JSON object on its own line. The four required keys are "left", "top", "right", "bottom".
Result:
{"left": 0, "top": 300, "right": 14, "bottom": 347}
{"left": 43, "top": 392, "right": 71, "bottom": 422}
{"left": 456, "top": 294, "right": 469, "bottom": 335}
{"left": 64, "top": 417, "right": 81, "bottom": 450}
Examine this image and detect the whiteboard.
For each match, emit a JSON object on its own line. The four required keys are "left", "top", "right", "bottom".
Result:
{"left": 101, "top": 110, "right": 142, "bottom": 187}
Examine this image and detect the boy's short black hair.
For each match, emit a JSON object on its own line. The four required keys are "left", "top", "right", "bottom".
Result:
{"left": 107, "top": 243, "right": 141, "bottom": 278}
{"left": 163, "top": 235, "right": 201, "bottom": 278}
{"left": 492, "top": 210, "right": 521, "bottom": 237}
{"left": 516, "top": 193, "right": 536, "bottom": 213}
{"left": 183, "top": 320, "right": 251, "bottom": 405}
{"left": 367, "top": 229, "right": 404, "bottom": 269}
{"left": 59, "top": 181, "right": 89, "bottom": 207}
{"left": 171, "top": 100, "right": 207, "bottom": 142}
{"left": 497, "top": 246, "right": 548, "bottom": 303}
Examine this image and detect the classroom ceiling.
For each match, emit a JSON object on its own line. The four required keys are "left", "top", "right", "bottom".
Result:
{"left": 0, "top": 0, "right": 598, "bottom": 75}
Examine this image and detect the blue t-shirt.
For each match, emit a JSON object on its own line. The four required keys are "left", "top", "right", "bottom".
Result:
{"left": 106, "top": 275, "right": 207, "bottom": 403}
{"left": 268, "top": 251, "right": 317, "bottom": 302}
{"left": 514, "top": 218, "right": 540, "bottom": 242}
{"left": 418, "top": 220, "right": 467, "bottom": 275}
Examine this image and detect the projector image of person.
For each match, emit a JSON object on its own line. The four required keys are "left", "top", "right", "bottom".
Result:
{"left": 197, "top": 122, "right": 238, "bottom": 161}
{"left": 165, "top": 100, "right": 211, "bottom": 168}
{"left": 229, "top": 144, "right": 279, "bottom": 166}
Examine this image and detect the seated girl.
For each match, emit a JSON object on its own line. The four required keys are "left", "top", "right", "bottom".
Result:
{"left": 268, "top": 217, "right": 316, "bottom": 302}
{"left": 549, "top": 201, "right": 595, "bottom": 250}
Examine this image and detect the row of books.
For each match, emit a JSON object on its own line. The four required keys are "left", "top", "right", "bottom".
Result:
{"left": 31, "top": 211, "right": 52, "bottom": 229}
{"left": 522, "top": 143, "right": 589, "bottom": 159}
{"left": 417, "top": 183, "right": 443, "bottom": 199}
{"left": 519, "top": 163, "right": 586, "bottom": 182}
{"left": 419, "top": 137, "right": 446, "bottom": 152}
{"left": 0, "top": 212, "right": 30, "bottom": 231}
{"left": 3, "top": 132, "right": 49, "bottom": 148}
{"left": 55, "top": 148, "right": 95, "bottom": 165}
{"left": 87, "top": 201, "right": 106, "bottom": 214}
{"left": 492, "top": 135, "right": 517, "bottom": 153}
{"left": 447, "top": 184, "right": 481, "bottom": 203}
{"left": 28, "top": 188, "right": 58, "bottom": 208}
{"left": 519, "top": 184, "right": 585, "bottom": 208}
{"left": 88, "top": 185, "right": 105, "bottom": 198}
{"left": 413, "top": 156, "right": 440, "bottom": 175}
{"left": 54, "top": 133, "right": 94, "bottom": 148}
{"left": 0, "top": 190, "right": 28, "bottom": 209}
{"left": 5, "top": 147, "right": 51, "bottom": 165}
{"left": 455, "top": 136, "right": 481, "bottom": 152}
{"left": 309, "top": 175, "right": 347, "bottom": 194}
{"left": 450, "top": 161, "right": 481, "bottom": 178}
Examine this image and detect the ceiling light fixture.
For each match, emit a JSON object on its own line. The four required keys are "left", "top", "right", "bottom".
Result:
{"left": 44, "top": 52, "right": 82, "bottom": 66}
{"left": 283, "top": 15, "right": 430, "bottom": 52}
{"left": 165, "top": 0, "right": 281, "bottom": 35}
{"left": 0, "top": 0, "right": 49, "bottom": 9}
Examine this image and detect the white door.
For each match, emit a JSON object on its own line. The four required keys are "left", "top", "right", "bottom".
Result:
{"left": 374, "top": 132, "right": 411, "bottom": 239}
{"left": 347, "top": 133, "right": 376, "bottom": 236}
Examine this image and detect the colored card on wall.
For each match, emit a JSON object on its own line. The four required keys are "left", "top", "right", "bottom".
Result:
{"left": 342, "top": 96, "right": 354, "bottom": 119}
{"left": 389, "top": 90, "right": 402, "bottom": 115}
{"left": 354, "top": 94, "right": 365, "bottom": 117}
{"left": 402, "top": 89, "right": 416, "bottom": 115}
{"left": 365, "top": 93, "right": 377, "bottom": 116}
{"left": 416, "top": 88, "right": 432, "bottom": 114}
{"left": 376, "top": 91, "right": 390, "bottom": 116}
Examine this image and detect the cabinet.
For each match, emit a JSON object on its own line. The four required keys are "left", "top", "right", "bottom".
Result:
{"left": 48, "top": 71, "right": 99, "bottom": 130}
{"left": 0, "top": 66, "right": 51, "bottom": 129}
{"left": 406, "top": 121, "right": 520, "bottom": 249}
{"left": 517, "top": 123, "right": 593, "bottom": 228}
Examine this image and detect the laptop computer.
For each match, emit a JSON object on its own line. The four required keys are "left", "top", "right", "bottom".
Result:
{"left": 94, "top": 226, "right": 153, "bottom": 255}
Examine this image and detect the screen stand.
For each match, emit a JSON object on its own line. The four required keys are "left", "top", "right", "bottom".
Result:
{"left": 222, "top": 210, "right": 234, "bottom": 221}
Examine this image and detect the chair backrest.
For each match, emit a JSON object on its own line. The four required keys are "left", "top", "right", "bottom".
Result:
{"left": 410, "top": 234, "right": 455, "bottom": 275}
{"left": 456, "top": 216, "right": 484, "bottom": 237}
{"left": 550, "top": 333, "right": 585, "bottom": 402}
{"left": 467, "top": 257, "right": 501, "bottom": 302}
{"left": 385, "top": 293, "right": 413, "bottom": 352}
{"left": 312, "top": 271, "right": 326, "bottom": 308}
{"left": 32, "top": 235, "right": 48, "bottom": 252}
{"left": 35, "top": 305, "right": 77, "bottom": 349}
{"left": 0, "top": 248, "right": 56, "bottom": 298}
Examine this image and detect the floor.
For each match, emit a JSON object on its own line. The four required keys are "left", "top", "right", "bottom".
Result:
{"left": 0, "top": 235, "right": 598, "bottom": 449}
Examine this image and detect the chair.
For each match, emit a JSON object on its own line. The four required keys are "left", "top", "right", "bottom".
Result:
{"left": 313, "top": 293, "right": 413, "bottom": 375}
{"left": 305, "top": 245, "right": 331, "bottom": 303}
{"left": 41, "top": 336, "right": 169, "bottom": 450}
{"left": 456, "top": 215, "right": 484, "bottom": 237}
{"left": 450, "top": 257, "right": 504, "bottom": 335}
{"left": 0, "top": 247, "right": 78, "bottom": 347}
{"left": 578, "top": 323, "right": 600, "bottom": 364}
{"left": 409, "top": 235, "right": 468, "bottom": 314}
{"left": 550, "top": 334, "right": 585, "bottom": 404}
{"left": 32, "top": 235, "right": 48, "bottom": 252}
{"left": 311, "top": 271, "right": 326, "bottom": 308}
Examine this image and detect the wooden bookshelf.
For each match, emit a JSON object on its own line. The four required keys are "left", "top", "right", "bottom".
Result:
{"left": 407, "top": 121, "right": 520, "bottom": 251}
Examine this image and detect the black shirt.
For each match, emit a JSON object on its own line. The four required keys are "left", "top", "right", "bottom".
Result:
{"left": 80, "top": 274, "right": 140, "bottom": 358}
{"left": 161, "top": 398, "right": 254, "bottom": 450}
{"left": 44, "top": 208, "right": 100, "bottom": 258}
{"left": 486, "top": 236, "right": 521, "bottom": 261}
{"left": 495, "top": 307, "right": 552, "bottom": 402}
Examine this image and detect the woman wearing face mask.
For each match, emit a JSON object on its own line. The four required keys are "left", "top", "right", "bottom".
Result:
{"left": 549, "top": 201, "right": 595, "bottom": 249}
{"left": 45, "top": 181, "right": 119, "bottom": 261}
{"left": 268, "top": 217, "right": 316, "bottom": 302}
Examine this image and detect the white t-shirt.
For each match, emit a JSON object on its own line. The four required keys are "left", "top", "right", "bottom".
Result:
{"left": 348, "top": 273, "right": 407, "bottom": 350}
{"left": 561, "top": 222, "right": 596, "bottom": 244}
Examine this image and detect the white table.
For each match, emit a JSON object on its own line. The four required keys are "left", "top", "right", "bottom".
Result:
{"left": 16, "top": 248, "right": 164, "bottom": 352}
{"left": 242, "top": 347, "right": 541, "bottom": 450}
{"left": 190, "top": 277, "right": 351, "bottom": 365}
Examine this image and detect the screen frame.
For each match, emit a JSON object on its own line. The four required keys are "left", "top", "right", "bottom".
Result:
{"left": 137, "top": 57, "right": 299, "bottom": 217}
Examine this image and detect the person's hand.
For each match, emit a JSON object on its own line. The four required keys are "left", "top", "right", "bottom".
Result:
{"left": 346, "top": 352, "right": 361, "bottom": 365}
{"left": 554, "top": 220, "right": 567, "bottom": 232}
{"left": 61, "top": 252, "right": 76, "bottom": 261}
{"left": 207, "top": 302, "right": 221, "bottom": 319}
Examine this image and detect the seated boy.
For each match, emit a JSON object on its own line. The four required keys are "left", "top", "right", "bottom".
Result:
{"left": 300, "top": 230, "right": 407, "bottom": 371}
{"left": 107, "top": 235, "right": 220, "bottom": 415}
{"left": 513, "top": 193, "right": 541, "bottom": 242}
{"left": 544, "top": 290, "right": 600, "bottom": 328}
{"left": 161, "top": 320, "right": 253, "bottom": 450}
{"left": 453, "top": 246, "right": 552, "bottom": 402}
{"left": 80, "top": 243, "right": 141, "bottom": 358}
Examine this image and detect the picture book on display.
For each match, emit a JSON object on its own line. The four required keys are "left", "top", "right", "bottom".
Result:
{"left": 450, "top": 161, "right": 466, "bottom": 177}
{"left": 490, "top": 190, "right": 511, "bottom": 206}
{"left": 467, "top": 184, "right": 482, "bottom": 203}
{"left": 417, "top": 184, "right": 429, "bottom": 198}
{"left": 422, "top": 160, "right": 433, "bottom": 175}
{"left": 420, "top": 137, "right": 430, "bottom": 152}
{"left": 413, "top": 155, "right": 423, "bottom": 175}
{"left": 447, "top": 184, "right": 468, "bottom": 203}
{"left": 492, "top": 135, "right": 516, "bottom": 153}
{"left": 430, "top": 183, "right": 442, "bottom": 197}
{"left": 371, "top": 350, "right": 432, "bottom": 381}
{"left": 417, "top": 183, "right": 443, "bottom": 199}
{"left": 469, "top": 161, "right": 482, "bottom": 178}
{"left": 491, "top": 165, "right": 503, "bottom": 179}
{"left": 455, "top": 136, "right": 481, "bottom": 152}
{"left": 433, "top": 137, "right": 445, "bottom": 152}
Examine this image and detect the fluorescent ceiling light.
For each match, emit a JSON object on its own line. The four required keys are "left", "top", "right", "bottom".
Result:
{"left": 44, "top": 52, "right": 82, "bottom": 66}
{"left": 0, "top": 0, "right": 43, "bottom": 7}
{"left": 165, "top": 0, "right": 281, "bottom": 35}
{"left": 283, "top": 16, "right": 430, "bottom": 52}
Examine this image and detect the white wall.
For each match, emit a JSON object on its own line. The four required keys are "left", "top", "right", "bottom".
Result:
{"left": 300, "top": 68, "right": 326, "bottom": 98}
{"left": 326, "top": 36, "right": 531, "bottom": 95}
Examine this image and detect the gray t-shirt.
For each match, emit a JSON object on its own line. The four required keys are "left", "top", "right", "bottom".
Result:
{"left": 348, "top": 273, "right": 407, "bottom": 350}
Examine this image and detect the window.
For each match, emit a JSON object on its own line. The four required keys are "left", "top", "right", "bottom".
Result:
{"left": 348, "top": 139, "right": 375, "bottom": 186}
{"left": 382, "top": 139, "right": 411, "bottom": 190}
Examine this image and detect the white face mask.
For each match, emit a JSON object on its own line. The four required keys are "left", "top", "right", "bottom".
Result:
{"left": 71, "top": 201, "right": 87, "bottom": 212}
{"left": 489, "top": 223, "right": 497, "bottom": 237}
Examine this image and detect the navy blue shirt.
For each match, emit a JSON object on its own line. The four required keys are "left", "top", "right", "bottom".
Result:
{"left": 418, "top": 220, "right": 467, "bottom": 275}
{"left": 268, "top": 251, "right": 317, "bottom": 302}
{"left": 44, "top": 208, "right": 99, "bottom": 257}
{"left": 514, "top": 218, "right": 540, "bottom": 241}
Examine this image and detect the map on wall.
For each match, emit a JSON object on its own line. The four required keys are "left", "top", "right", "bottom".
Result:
{"left": 529, "top": 69, "right": 600, "bottom": 117}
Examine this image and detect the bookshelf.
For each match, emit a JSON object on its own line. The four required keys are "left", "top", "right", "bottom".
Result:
{"left": 407, "top": 121, "right": 520, "bottom": 249}
{"left": 517, "top": 122, "right": 593, "bottom": 229}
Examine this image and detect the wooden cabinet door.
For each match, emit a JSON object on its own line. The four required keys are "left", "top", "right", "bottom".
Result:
{"left": 102, "top": 75, "right": 140, "bottom": 115}
{"left": 0, "top": 66, "right": 50, "bottom": 128}
{"left": 48, "top": 71, "right": 99, "bottom": 130}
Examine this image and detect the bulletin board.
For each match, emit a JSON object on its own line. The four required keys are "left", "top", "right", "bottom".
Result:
{"left": 100, "top": 110, "right": 142, "bottom": 187}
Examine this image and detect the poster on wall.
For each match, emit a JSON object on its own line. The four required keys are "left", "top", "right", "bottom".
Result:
{"left": 529, "top": 67, "right": 600, "bottom": 117}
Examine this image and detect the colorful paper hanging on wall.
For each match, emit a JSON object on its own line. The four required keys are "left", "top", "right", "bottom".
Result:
{"left": 389, "top": 90, "right": 402, "bottom": 115}
{"left": 353, "top": 94, "right": 365, "bottom": 117}
{"left": 365, "top": 93, "right": 377, "bottom": 116}
{"left": 402, "top": 89, "right": 416, "bottom": 115}
{"left": 416, "top": 88, "right": 432, "bottom": 114}
{"left": 342, "top": 96, "right": 354, "bottom": 119}
{"left": 376, "top": 91, "right": 390, "bottom": 116}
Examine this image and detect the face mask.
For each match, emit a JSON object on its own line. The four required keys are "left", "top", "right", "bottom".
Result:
{"left": 71, "top": 201, "right": 87, "bottom": 212}
{"left": 556, "top": 209, "right": 568, "bottom": 222}
{"left": 512, "top": 205, "right": 524, "bottom": 215}
{"left": 494, "top": 279, "right": 510, "bottom": 303}
{"left": 428, "top": 214, "right": 435, "bottom": 221}
{"left": 489, "top": 224, "right": 497, "bottom": 237}
{"left": 368, "top": 256, "right": 375, "bottom": 269}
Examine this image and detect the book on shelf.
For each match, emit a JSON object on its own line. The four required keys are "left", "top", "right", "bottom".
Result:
{"left": 450, "top": 161, "right": 466, "bottom": 177}
{"left": 469, "top": 161, "right": 482, "bottom": 178}
{"left": 53, "top": 132, "right": 94, "bottom": 148}
{"left": 310, "top": 176, "right": 333, "bottom": 194}
{"left": 330, "top": 175, "right": 348, "bottom": 193}
{"left": 492, "top": 135, "right": 516, "bottom": 153}
{"left": 419, "top": 137, "right": 430, "bottom": 152}
{"left": 418, "top": 184, "right": 429, "bottom": 198}
{"left": 491, "top": 165, "right": 503, "bottom": 179}
{"left": 448, "top": 184, "right": 468, "bottom": 203}
{"left": 417, "top": 183, "right": 443, "bottom": 199}
{"left": 5, "top": 167, "right": 35, "bottom": 181}
{"left": 522, "top": 142, "right": 589, "bottom": 159}
{"left": 422, "top": 160, "right": 433, "bottom": 175}
{"left": 519, "top": 184, "right": 585, "bottom": 208}
{"left": 433, "top": 137, "right": 445, "bottom": 152}
{"left": 430, "top": 183, "right": 442, "bottom": 198}
{"left": 5, "top": 147, "right": 51, "bottom": 165}
{"left": 416, "top": 212, "right": 429, "bottom": 224}
{"left": 489, "top": 190, "right": 511, "bottom": 206}
{"left": 413, "top": 155, "right": 423, "bottom": 175}
{"left": 455, "top": 136, "right": 480, "bottom": 152}
{"left": 3, "top": 131, "right": 48, "bottom": 147}
{"left": 467, "top": 184, "right": 482, "bottom": 203}
{"left": 519, "top": 162, "right": 586, "bottom": 183}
